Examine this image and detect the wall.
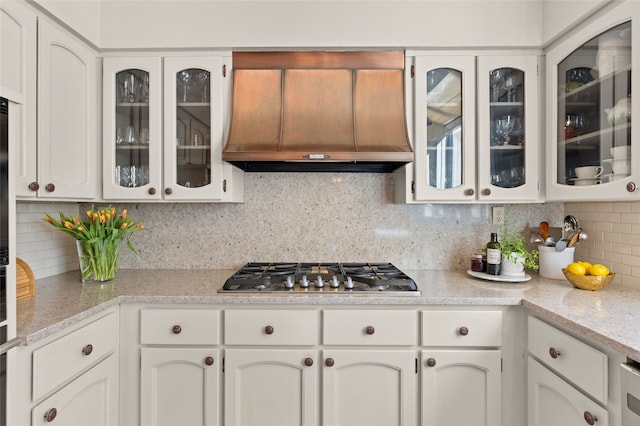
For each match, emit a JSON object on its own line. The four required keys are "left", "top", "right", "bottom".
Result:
{"left": 17, "top": 174, "right": 564, "bottom": 278}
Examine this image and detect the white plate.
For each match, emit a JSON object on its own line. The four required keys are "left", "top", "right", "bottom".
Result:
{"left": 467, "top": 270, "right": 531, "bottom": 283}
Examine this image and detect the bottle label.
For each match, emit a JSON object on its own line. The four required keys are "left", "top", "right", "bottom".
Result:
{"left": 486, "top": 248, "right": 501, "bottom": 264}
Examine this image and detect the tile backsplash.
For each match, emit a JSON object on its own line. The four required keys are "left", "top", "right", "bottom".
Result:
{"left": 17, "top": 174, "right": 564, "bottom": 278}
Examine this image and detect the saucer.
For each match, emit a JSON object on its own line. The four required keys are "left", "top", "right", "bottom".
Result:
{"left": 570, "top": 177, "right": 601, "bottom": 186}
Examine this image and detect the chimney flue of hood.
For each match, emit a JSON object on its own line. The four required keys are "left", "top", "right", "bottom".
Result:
{"left": 223, "top": 51, "right": 413, "bottom": 172}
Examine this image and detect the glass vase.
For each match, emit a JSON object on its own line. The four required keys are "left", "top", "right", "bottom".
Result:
{"left": 76, "top": 239, "right": 120, "bottom": 283}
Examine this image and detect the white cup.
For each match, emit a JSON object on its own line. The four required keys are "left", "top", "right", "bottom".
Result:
{"left": 539, "top": 245, "right": 575, "bottom": 280}
{"left": 611, "top": 145, "right": 630, "bottom": 159}
{"left": 612, "top": 159, "right": 630, "bottom": 175}
{"left": 575, "top": 165, "right": 603, "bottom": 178}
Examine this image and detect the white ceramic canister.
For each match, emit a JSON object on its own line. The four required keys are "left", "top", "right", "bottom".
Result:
{"left": 538, "top": 245, "right": 575, "bottom": 280}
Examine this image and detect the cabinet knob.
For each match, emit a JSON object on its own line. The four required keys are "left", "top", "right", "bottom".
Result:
{"left": 82, "top": 344, "right": 93, "bottom": 356}
{"left": 365, "top": 326, "right": 375, "bottom": 335}
{"left": 583, "top": 411, "right": 598, "bottom": 425}
{"left": 464, "top": 188, "right": 475, "bottom": 196}
{"left": 458, "top": 326, "right": 469, "bottom": 336}
{"left": 304, "top": 357, "right": 313, "bottom": 367}
{"left": 44, "top": 408, "right": 57, "bottom": 422}
{"left": 627, "top": 182, "right": 637, "bottom": 193}
{"left": 45, "top": 183, "right": 55, "bottom": 192}
{"left": 482, "top": 188, "right": 491, "bottom": 196}
{"left": 264, "top": 325, "right": 274, "bottom": 335}
{"left": 164, "top": 187, "right": 172, "bottom": 195}
{"left": 204, "top": 356, "right": 214, "bottom": 366}
{"left": 426, "top": 358, "right": 436, "bottom": 367}
{"left": 28, "top": 182, "right": 40, "bottom": 191}
{"left": 172, "top": 325, "right": 182, "bottom": 334}
{"left": 148, "top": 187, "right": 156, "bottom": 195}
{"left": 325, "top": 358, "right": 335, "bottom": 367}
{"left": 549, "top": 347, "right": 560, "bottom": 359}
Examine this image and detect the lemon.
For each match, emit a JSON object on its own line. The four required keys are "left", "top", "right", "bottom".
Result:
{"left": 566, "top": 262, "right": 587, "bottom": 275}
{"left": 577, "top": 261, "right": 593, "bottom": 274}
{"left": 590, "top": 264, "right": 610, "bottom": 276}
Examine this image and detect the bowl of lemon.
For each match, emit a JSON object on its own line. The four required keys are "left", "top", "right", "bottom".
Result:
{"left": 562, "top": 261, "right": 615, "bottom": 291}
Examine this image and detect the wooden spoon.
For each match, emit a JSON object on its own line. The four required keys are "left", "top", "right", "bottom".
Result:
{"left": 539, "top": 221, "right": 550, "bottom": 240}
{"left": 567, "top": 230, "right": 581, "bottom": 248}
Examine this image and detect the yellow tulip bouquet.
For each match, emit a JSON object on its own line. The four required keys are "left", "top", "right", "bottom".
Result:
{"left": 44, "top": 206, "right": 144, "bottom": 282}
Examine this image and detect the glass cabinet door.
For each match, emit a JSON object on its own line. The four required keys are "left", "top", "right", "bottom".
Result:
{"left": 413, "top": 56, "right": 476, "bottom": 201}
{"left": 103, "top": 57, "right": 162, "bottom": 200}
{"left": 558, "top": 22, "right": 631, "bottom": 187}
{"left": 477, "top": 55, "right": 540, "bottom": 201}
{"left": 163, "top": 57, "right": 224, "bottom": 200}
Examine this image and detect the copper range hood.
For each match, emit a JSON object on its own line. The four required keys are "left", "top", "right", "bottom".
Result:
{"left": 222, "top": 51, "right": 413, "bottom": 172}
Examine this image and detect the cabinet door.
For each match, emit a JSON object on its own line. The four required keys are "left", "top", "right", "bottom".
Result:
{"left": 141, "top": 348, "right": 220, "bottom": 426}
{"left": 528, "top": 357, "right": 609, "bottom": 426}
{"left": 103, "top": 57, "right": 162, "bottom": 200}
{"left": 546, "top": 2, "right": 639, "bottom": 201}
{"left": 31, "top": 354, "right": 118, "bottom": 426}
{"left": 163, "top": 56, "right": 225, "bottom": 200}
{"left": 224, "top": 349, "right": 318, "bottom": 426}
{"left": 421, "top": 350, "right": 501, "bottom": 426}
{"left": 413, "top": 55, "right": 476, "bottom": 201}
{"left": 477, "top": 55, "right": 540, "bottom": 201}
{"left": 37, "top": 19, "right": 98, "bottom": 199}
{"left": 323, "top": 349, "right": 417, "bottom": 426}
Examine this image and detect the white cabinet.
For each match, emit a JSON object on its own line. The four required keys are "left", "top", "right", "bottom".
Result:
{"left": 103, "top": 54, "right": 244, "bottom": 202}
{"left": 0, "top": 0, "right": 36, "bottom": 104}
{"left": 546, "top": 1, "right": 639, "bottom": 201}
{"left": 322, "top": 349, "right": 417, "bottom": 426}
{"left": 31, "top": 354, "right": 119, "bottom": 426}
{"left": 397, "top": 52, "right": 540, "bottom": 203}
{"left": 141, "top": 348, "right": 220, "bottom": 426}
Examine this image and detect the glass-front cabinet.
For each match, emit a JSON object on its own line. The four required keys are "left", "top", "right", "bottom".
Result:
{"left": 408, "top": 54, "right": 539, "bottom": 203}
{"left": 546, "top": 2, "right": 638, "bottom": 201}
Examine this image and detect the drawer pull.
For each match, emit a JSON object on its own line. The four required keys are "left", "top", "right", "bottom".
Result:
{"left": 304, "top": 357, "right": 313, "bottom": 367}
{"left": 44, "top": 408, "right": 57, "bottom": 422}
{"left": 29, "top": 182, "right": 40, "bottom": 191}
{"left": 549, "top": 347, "right": 561, "bottom": 359}
{"left": 458, "top": 326, "right": 469, "bottom": 336}
{"left": 583, "top": 411, "right": 597, "bottom": 425}
{"left": 426, "top": 358, "right": 436, "bottom": 367}
{"left": 325, "top": 358, "right": 335, "bottom": 367}
{"left": 264, "top": 325, "right": 274, "bottom": 335}
{"left": 365, "top": 326, "right": 375, "bottom": 335}
{"left": 172, "top": 325, "right": 182, "bottom": 334}
{"left": 45, "top": 183, "right": 55, "bottom": 192}
{"left": 82, "top": 344, "right": 93, "bottom": 356}
{"left": 204, "top": 356, "right": 214, "bottom": 366}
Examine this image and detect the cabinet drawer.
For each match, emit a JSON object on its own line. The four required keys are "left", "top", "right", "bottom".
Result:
{"left": 225, "top": 310, "right": 318, "bottom": 345}
{"left": 140, "top": 309, "right": 221, "bottom": 345}
{"left": 323, "top": 310, "right": 417, "bottom": 345}
{"left": 528, "top": 316, "right": 608, "bottom": 404}
{"left": 32, "top": 312, "right": 117, "bottom": 401}
{"left": 421, "top": 310, "right": 502, "bottom": 347}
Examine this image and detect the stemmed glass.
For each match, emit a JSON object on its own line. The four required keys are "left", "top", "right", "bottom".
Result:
{"left": 178, "top": 70, "right": 192, "bottom": 102}
{"left": 495, "top": 115, "right": 515, "bottom": 145}
{"left": 196, "top": 71, "right": 209, "bottom": 103}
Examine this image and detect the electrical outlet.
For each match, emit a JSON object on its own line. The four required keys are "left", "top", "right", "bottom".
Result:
{"left": 492, "top": 206, "right": 505, "bottom": 225}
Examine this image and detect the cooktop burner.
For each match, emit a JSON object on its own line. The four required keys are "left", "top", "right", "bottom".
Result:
{"left": 220, "top": 262, "right": 420, "bottom": 295}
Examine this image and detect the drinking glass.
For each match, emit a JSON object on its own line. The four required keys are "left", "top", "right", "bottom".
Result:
{"left": 196, "top": 71, "right": 209, "bottom": 103}
{"left": 125, "top": 126, "right": 137, "bottom": 144}
{"left": 495, "top": 115, "right": 515, "bottom": 145}
{"left": 179, "top": 70, "right": 192, "bottom": 102}
{"left": 123, "top": 73, "right": 137, "bottom": 103}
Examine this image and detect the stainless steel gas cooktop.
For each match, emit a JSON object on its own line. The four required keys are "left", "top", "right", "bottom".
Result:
{"left": 219, "top": 262, "right": 420, "bottom": 295}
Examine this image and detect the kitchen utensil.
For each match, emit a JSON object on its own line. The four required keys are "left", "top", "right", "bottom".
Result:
{"left": 539, "top": 221, "right": 550, "bottom": 240}
{"left": 567, "top": 231, "right": 580, "bottom": 248}
{"left": 555, "top": 238, "right": 568, "bottom": 252}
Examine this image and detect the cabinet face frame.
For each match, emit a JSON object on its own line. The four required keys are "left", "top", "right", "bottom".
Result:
{"left": 545, "top": 1, "right": 640, "bottom": 201}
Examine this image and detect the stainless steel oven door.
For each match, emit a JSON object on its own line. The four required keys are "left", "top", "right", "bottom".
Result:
{"left": 621, "top": 363, "right": 640, "bottom": 425}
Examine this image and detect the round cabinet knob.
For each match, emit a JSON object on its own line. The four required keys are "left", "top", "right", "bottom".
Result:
{"left": 172, "top": 325, "right": 182, "bottom": 334}
{"left": 627, "top": 182, "right": 637, "bottom": 193}
{"left": 549, "top": 347, "right": 560, "bottom": 359}
{"left": 365, "top": 326, "right": 375, "bottom": 335}
{"left": 204, "top": 356, "right": 214, "bottom": 366}
{"left": 464, "top": 188, "right": 475, "bottom": 196}
{"left": 264, "top": 325, "right": 274, "bottom": 335}
{"left": 164, "top": 187, "right": 172, "bottom": 195}
{"left": 28, "top": 182, "right": 40, "bottom": 191}
{"left": 325, "top": 358, "right": 335, "bottom": 367}
{"left": 482, "top": 188, "right": 491, "bottom": 196}
{"left": 45, "top": 183, "right": 55, "bottom": 192}
{"left": 148, "top": 187, "right": 156, "bottom": 195}
{"left": 458, "top": 326, "right": 469, "bottom": 336}
{"left": 426, "top": 358, "right": 436, "bottom": 367}
{"left": 583, "top": 411, "right": 598, "bottom": 425}
{"left": 82, "top": 344, "right": 93, "bottom": 356}
{"left": 44, "top": 408, "right": 57, "bottom": 422}
{"left": 304, "top": 357, "right": 313, "bottom": 367}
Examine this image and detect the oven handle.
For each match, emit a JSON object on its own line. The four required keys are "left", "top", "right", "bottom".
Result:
{"left": 0, "top": 337, "right": 21, "bottom": 355}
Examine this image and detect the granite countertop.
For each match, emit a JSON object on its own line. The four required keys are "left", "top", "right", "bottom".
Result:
{"left": 16, "top": 269, "right": 640, "bottom": 361}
